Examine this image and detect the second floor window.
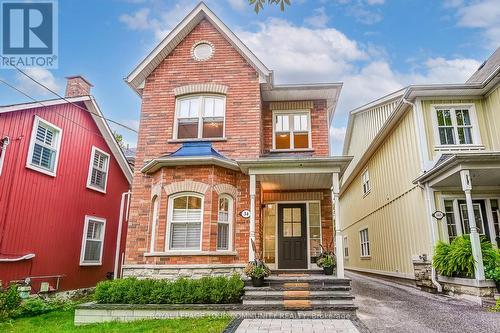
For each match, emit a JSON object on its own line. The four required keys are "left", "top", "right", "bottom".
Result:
{"left": 87, "top": 146, "right": 110, "bottom": 193}
{"left": 436, "top": 107, "right": 475, "bottom": 145}
{"left": 27, "top": 116, "right": 62, "bottom": 176}
{"left": 273, "top": 112, "right": 311, "bottom": 150}
{"left": 362, "top": 170, "right": 370, "bottom": 196}
{"left": 175, "top": 95, "right": 225, "bottom": 140}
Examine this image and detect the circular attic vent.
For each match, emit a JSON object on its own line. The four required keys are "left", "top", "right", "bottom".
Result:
{"left": 192, "top": 41, "right": 214, "bottom": 61}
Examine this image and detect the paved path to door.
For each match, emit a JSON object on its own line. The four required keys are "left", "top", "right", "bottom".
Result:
{"left": 234, "top": 319, "right": 360, "bottom": 333}
{"left": 349, "top": 271, "right": 499, "bottom": 332}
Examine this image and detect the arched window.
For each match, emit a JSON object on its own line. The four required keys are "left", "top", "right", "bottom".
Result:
{"left": 217, "top": 195, "right": 233, "bottom": 251}
{"left": 149, "top": 196, "right": 159, "bottom": 252}
{"left": 168, "top": 193, "right": 203, "bottom": 250}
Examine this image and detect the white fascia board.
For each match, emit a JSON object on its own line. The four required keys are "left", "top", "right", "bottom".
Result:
{"left": 0, "top": 96, "right": 90, "bottom": 113}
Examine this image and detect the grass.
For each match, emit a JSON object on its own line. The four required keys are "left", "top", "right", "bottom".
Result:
{"left": 0, "top": 309, "right": 231, "bottom": 333}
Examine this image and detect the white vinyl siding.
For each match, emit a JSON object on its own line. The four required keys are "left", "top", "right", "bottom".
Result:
{"left": 26, "top": 116, "right": 62, "bottom": 176}
{"left": 86, "top": 146, "right": 110, "bottom": 193}
{"left": 361, "top": 170, "right": 370, "bottom": 196}
{"left": 168, "top": 194, "right": 203, "bottom": 250}
{"left": 359, "top": 228, "right": 370, "bottom": 257}
{"left": 80, "top": 216, "right": 106, "bottom": 265}
{"left": 217, "top": 196, "right": 233, "bottom": 251}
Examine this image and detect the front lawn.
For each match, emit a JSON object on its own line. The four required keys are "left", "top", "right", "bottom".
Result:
{"left": 0, "top": 309, "right": 231, "bottom": 333}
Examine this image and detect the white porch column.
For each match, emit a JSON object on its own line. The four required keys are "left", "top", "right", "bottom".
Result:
{"left": 460, "top": 170, "right": 485, "bottom": 280}
{"left": 249, "top": 174, "right": 256, "bottom": 262}
{"left": 332, "top": 173, "right": 344, "bottom": 278}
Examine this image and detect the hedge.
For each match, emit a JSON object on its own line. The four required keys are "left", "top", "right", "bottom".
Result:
{"left": 94, "top": 275, "right": 244, "bottom": 304}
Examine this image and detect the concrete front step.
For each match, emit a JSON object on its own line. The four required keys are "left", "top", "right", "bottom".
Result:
{"left": 243, "top": 294, "right": 355, "bottom": 301}
{"left": 243, "top": 290, "right": 353, "bottom": 298}
{"left": 242, "top": 303, "right": 358, "bottom": 311}
{"left": 244, "top": 285, "right": 351, "bottom": 292}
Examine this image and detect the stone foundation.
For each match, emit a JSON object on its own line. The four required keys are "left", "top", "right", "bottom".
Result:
{"left": 412, "top": 259, "right": 437, "bottom": 293}
{"left": 438, "top": 275, "right": 497, "bottom": 305}
{"left": 122, "top": 264, "right": 245, "bottom": 280}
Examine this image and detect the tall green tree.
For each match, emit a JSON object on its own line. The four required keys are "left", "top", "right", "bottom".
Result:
{"left": 249, "top": 0, "right": 290, "bottom": 13}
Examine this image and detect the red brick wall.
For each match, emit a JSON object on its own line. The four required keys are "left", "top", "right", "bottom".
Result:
{"left": 261, "top": 100, "right": 330, "bottom": 156}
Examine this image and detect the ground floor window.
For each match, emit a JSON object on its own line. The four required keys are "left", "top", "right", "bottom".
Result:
{"left": 80, "top": 216, "right": 106, "bottom": 265}
{"left": 169, "top": 194, "right": 203, "bottom": 250}
{"left": 308, "top": 202, "right": 322, "bottom": 264}
{"left": 360, "top": 228, "right": 370, "bottom": 257}
{"left": 343, "top": 236, "right": 349, "bottom": 258}
{"left": 444, "top": 200, "right": 457, "bottom": 242}
{"left": 491, "top": 199, "right": 499, "bottom": 242}
{"left": 217, "top": 195, "right": 233, "bottom": 251}
{"left": 263, "top": 203, "right": 276, "bottom": 264}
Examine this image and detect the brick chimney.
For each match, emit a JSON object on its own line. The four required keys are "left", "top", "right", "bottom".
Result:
{"left": 65, "top": 75, "right": 93, "bottom": 97}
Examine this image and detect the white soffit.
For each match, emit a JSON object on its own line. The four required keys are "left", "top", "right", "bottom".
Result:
{"left": 125, "top": 2, "right": 272, "bottom": 95}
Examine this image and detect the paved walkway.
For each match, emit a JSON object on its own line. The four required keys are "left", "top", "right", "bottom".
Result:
{"left": 349, "top": 271, "right": 499, "bottom": 333}
{"left": 234, "top": 319, "right": 360, "bottom": 333}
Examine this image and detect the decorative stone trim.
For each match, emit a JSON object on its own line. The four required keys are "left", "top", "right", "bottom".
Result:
{"left": 270, "top": 101, "right": 314, "bottom": 110}
{"left": 173, "top": 83, "right": 228, "bottom": 96}
{"left": 151, "top": 182, "right": 162, "bottom": 199}
{"left": 122, "top": 265, "right": 244, "bottom": 280}
{"left": 437, "top": 275, "right": 497, "bottom": 305}
{"left": 213, "top": 183, "right": 238, "bottom": 198}
{"left": 190, "top": 40, "right": 215, "bottom": 61}
{"left": 262, "top": 191, "right": 323, "bottom": 202}
{"left": 164, "top": 180, "right": 210, "bottom": 195}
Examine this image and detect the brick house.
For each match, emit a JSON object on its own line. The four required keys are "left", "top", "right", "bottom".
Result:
{"left": 122, "top": 2, "right": 351, "bottom": 279}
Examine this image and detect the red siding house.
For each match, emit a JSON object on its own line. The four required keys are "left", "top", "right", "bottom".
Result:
{"left": 0, "top": 76, "right": 133, "bottom": 292}
{"left": 122, "top": 3, "right": 351, "bottom": 282}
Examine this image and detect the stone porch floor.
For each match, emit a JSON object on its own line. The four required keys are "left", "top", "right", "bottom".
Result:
{"left": 234, "top": 319, "right": 360, "bottom": 333}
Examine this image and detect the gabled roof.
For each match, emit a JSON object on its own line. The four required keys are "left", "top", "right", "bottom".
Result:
{"left": 125, "top": 2, "right": 273, "bottom": 95}
{"left": 0, "top": 96, "right": 134, "bottom": 184}
{"left": 467, "top": 47, "right": 500, "bottom": 83}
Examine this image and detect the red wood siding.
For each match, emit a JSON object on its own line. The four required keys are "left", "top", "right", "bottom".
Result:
{"left": 0, "top": 102, "right": 129, "bottom": 291}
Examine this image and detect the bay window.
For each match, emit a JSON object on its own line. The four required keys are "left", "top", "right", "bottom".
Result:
{"left": 175, "top": 95, "right": 225, "bottom": 140}
{"left": 273, "top": 111, "right": 311, "bottom": 150}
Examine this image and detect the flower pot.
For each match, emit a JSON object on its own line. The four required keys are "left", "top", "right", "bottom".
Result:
{"left": 323, "top": 266, "right": 334, "bottom": 275}
{"left": 251, "top": 277, "right": 265, "bottom": 287}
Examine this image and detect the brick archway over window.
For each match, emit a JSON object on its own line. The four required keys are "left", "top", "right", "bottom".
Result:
{"left": 173, "top": 83, "right": 228, "bottom": 96}
{"left": 163, "top": 180, "right": 210, "bottom": 195}
{"left": 213, "top": 183, "right": 238, "bottom": 198}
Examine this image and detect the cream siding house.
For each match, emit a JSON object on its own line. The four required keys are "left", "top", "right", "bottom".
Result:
{"left": 340, "top": 47, "right": 500, "bottom": 283}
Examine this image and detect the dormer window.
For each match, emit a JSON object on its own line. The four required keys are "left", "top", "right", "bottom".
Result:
{"left": 272, "top": 111, "right": 311, "bottom": 150}
{"left": 174, "top": 95, "right": 225, "bottom": 140}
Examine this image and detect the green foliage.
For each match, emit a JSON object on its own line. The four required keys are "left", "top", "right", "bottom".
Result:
{"left": 15, "top": 298, "right": 73, "bottom": 318}
{"left": 433, "top": 235, "right": 500, "bottom": 279}
{"left": 243, "top": 260, "right": 271, "bottom": 278}
{"left": 490, "top": 298, "right": 500, "bottom": 312}
{"left": 317, "top": 254, "right": 336, "bottom": 268}
{"left": 0, "top": 285, "right": 21, "bottom": 320}
{"left": 249, "top": 0, "right": 290, "bottom": 13}
{"left": 94, "top": 275, "right": 244, "bottom": 305}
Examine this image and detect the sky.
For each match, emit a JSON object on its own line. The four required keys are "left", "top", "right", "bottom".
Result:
{"left": 0, "top": 0, "right": 499, "bottom": 154}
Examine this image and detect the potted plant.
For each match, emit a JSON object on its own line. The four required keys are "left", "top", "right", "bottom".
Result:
{"left": 316, "top": 241, "right": 336, "bottom": 275}
{"left": 244, "top": 259, "right": 270, "bottom": 287}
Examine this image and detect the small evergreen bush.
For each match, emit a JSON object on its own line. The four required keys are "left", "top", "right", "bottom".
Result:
{"left": 94, "top": 274, "right": 244, "bottom": 304}
{"left": 433, "top": 235, "right": 500, "bottom": 280}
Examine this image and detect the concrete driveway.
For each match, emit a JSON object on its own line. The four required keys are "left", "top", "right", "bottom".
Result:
{"left": 348, "top": 271, "right": 499, "bottom": 333}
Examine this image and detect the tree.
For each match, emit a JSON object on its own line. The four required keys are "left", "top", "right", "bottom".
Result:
{"left": 249, "top": 0, "right": 290, "bottom": 13}
{"left": 113, "top": 131, "right": 125, "bottom": 148}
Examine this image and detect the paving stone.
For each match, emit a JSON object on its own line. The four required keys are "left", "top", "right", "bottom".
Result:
{"left": 234, "top": 319, "right": 360, "bottom": 333}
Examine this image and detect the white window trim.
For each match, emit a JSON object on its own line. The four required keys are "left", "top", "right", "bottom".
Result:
{"left": 149, "top": 195, "right": 160, "bottom": 253}
{"left": 26, "top": 116, "right": 63, "bottom": 177}
{"left": 271, "top": 110, "right": 312, "bottom": 151}
{"left": 172, "top": 94, "right": 226, "bottom": 140}
{"left": 359, "top": 227, "right": 370, "bottom": 258}
{"left": 431, "top": 104, "right": 483, "bottom": 150}
{"left": 361, "top": 169, "right": 370, "bottom": 197}
{"left": 80, "top": 215, "right": 106, "bottom": 266}
{"left": 165, "top": 192, "right": 204, "bottom": 252}
{"left": 216, "top": 194, "right": 234, "bottom": 251}
{"left": 86, "top": 146, "right": 110, "bottom": 193}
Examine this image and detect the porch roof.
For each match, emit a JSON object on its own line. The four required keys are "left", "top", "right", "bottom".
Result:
{"left": 413, "top": 152, "right": 500, "bottom": 188}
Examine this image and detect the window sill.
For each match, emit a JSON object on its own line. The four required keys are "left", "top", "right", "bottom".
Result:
{"left": 80, "top": 262, "right": 102, "bottom": 266}
{"left": 144, "top": 251, "right": 237, "bottom": 257}
{"left": 434, "top": 144, "right": 485, "bottom": 151}
{"left": 26, "top": 164, "right": 56, "bottom": 177}
{"left": 360, "top": 256, "right": 371, "bottom": 260}
{"left": 269, "top": 148, "right": 314, "bottom": 153}
{"left": 362, "top": 190, "right": 371, "bottom": 198}
{"left": 86, "top": 184, "right": 107, "bottom": 194}
{"left": 168, "top": 138, "right": 227, "bottom": 143}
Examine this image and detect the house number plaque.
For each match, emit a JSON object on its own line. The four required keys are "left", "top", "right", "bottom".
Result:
{"left": 240, "top": 210, "right": 251, "bottom": 218}
{"left": 432, "top": 210, "right": 445, "bottom": 220}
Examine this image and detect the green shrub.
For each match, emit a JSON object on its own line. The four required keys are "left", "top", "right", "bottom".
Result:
{"left": 94, "top": 274, "right": 244, "bottom": 305}
{"left": 490, "top": 299, "right": 500, "bottom": 312}
{"left": 0, "top": 285, "right": 21, "bottom": 320}
{"left": 433, "top": 235, "right": 500, "bottom": 279}
{"left": 16, "top": 298, "right": 72, "bottom": 318}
